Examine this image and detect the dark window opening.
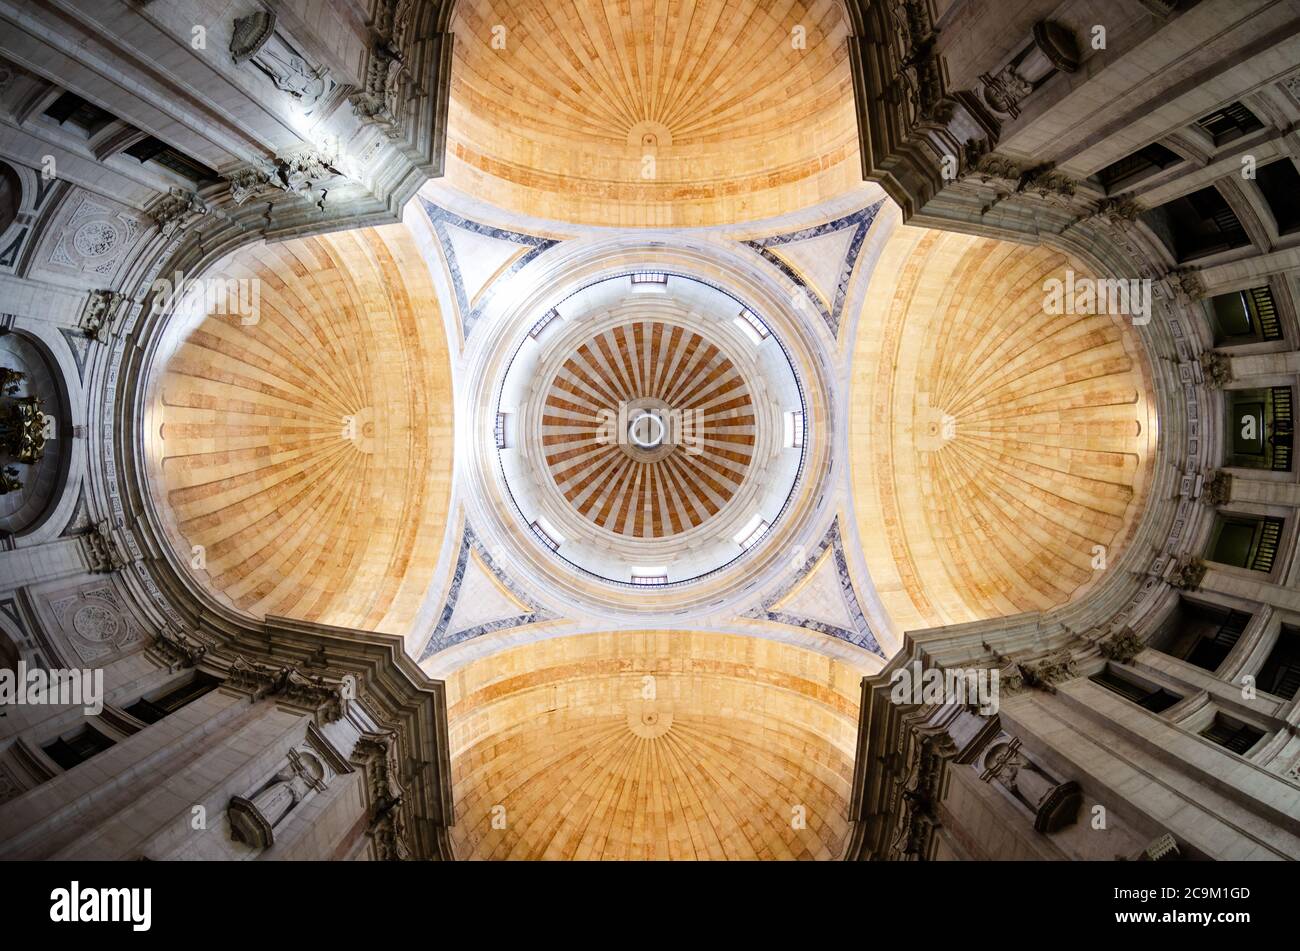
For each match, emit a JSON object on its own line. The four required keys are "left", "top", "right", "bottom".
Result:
{"left": 122, "top": 136, "right": 218, "bottom": 184}
{"left": 1150, "top": 600, "right": 1253, "bottom": 673}
{"left": 1224, "top": 387, "right": 1291, "bottom": 472}
{"left": 1258, "top": 625, "right": 1300, "bottom": 701}
{"left": 1200, "top": 714, "right": 1264, "bottom": 755}
{"left": 1097, "top": 143, "right": 1183, "bottom": 191}
{"left": 1091, "top": 666, "right": 1182, "bottom": 712}
{"left": 1195, "top": 101, "right": 1264, "bottom": 146}
{"left": 1254, "top": 159, "right": 1300, "bottom": 235}
{"left": 1141, "top": 186, "right": 1250, "bottom": 262}
{"left": 43, "top": 724, "right": 115, "bottom": 771}
{"left": 1208, "top": 286, "right": 1282, "bottom": 345}
{"left": 1207, "top": 514, "right": 1285, "bottom": 572}
{"left": 43, "top": 91, "right": 116, "bottom": 136}
{"left": 125, "top": 672, "right": 219, "bottom": 726}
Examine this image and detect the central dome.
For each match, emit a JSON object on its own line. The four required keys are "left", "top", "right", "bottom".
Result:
{"left": 541, "top": 319, "right": 756, "bottom": 539}
{"left": 495, "top": 271, "right": 806, "bottom": 587}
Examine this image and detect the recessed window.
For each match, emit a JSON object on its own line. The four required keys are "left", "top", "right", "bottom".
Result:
{"left": 734, "top": 514, "right": 770, "bottom": 550}
{"left": 1150, "top": 599, "right": 1251, "bottom": 673}
{"left": 1253, "top": 159, "right": 1300, "bottom": 235}
{"left": 735, "top": 309, "right": 770, "bottom": 342}
{"left": 125, "top": 673, "right": 219, "bottom": 726}
{"left": 630, "top": 272, "right": 668, "bottom": 285}
{"left": 529, "top": 308, "right": 560, "bottom": 340}
{"left": 43, "top": 725, "right": 115, "bottom": 771}
{"left": 1141, "top": 186, "right": 1250, "bottom": 262}
{"left": 1207, "top": 514, "right": 1284, "bottom": 572}
{"left": 529, "top": 519, "right": 562, "bottom": 551}
{"left": 1096, "top": 142, "right": 1183, "bottom": 191}
{"left": 123, "top": 135, "right": 219, "bottom": 184}
{"left": 1090, "top": 666, "right": 1182, "bottom": 712}
{"left": 1200, "top": 714, "right": 1265, "bottom": 755}
{"left": 1207, "top": 286, "right": 1281, "bottom": 345}
{"left": 1195, "top": 101, "right": 1264, "bottom": 146}
{"left": 1224, "top": 387, "right": 1292, "bottom": 471}
{"left": 495, "top": 412, "right": 509, "bottom": 449}
{"left": 784, "top": 410, "right": 804, "bottom": 449}
{"left": 631, "top": 568, "right": 668, "bottom": 585}
{"left": 1258, "top": 624, "right": 1300, "bottom": 701}
{"left": 43, "top": 91, "right": 116, "bottom": 135}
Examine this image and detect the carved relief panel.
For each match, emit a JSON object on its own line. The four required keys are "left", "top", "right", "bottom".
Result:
{"left": 35, "top": 580, "right": 144, "bottom": 666}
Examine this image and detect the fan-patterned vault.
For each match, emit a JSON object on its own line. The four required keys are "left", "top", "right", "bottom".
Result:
{"left": 445, "top": 631, "right": 863, "bottom": 860}
{"left": 445, "top": 0, "right": 862, "bottom": 227}
{"left": 542, "top": 320, "right": 756, "bottom": 539}
{"left": 851, "top": 225, "right": 1157, "bottom": 632}
{"left": 145, "top": 225, "right": 454, "bottom": 636}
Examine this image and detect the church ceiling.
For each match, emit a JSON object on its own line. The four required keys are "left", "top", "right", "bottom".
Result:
{"left": 123, "top": 1, "right": 1165, "bottom": 863}
{"left": 443, "top": 0, "right": 860, "bottom": 227}
{"left": 144, "top": 225, "right": 454, "bottom": 635}
{"left": 443, "top": 630, "right": 860, "bottom": 860}
{"left": 851, "top": 226, "right": 1158, "bottom": 631}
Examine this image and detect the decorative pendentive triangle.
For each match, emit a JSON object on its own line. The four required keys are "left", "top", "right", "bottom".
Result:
{"left": 744, "top": 519, "right": 883, "bottom": 656}
{"left": 418, "top": 526, "right": 554, "bottom": 661}
{"left": 59, "top": 327, "right": 92, "bottom": 382}
{"left": 419, "top": 198, "right": 558, "bottom": 341}
{"left": 59, "top": 481, "right": 94, "bottom": 537}
{"left": 742, "top": 201, "right": 883, "bottom": 337}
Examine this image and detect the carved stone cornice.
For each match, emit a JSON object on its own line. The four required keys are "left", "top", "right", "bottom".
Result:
{"left": 79, "top": 290, "right": 123, "bottom": 341}
{"left": 1202, "top": 469, "right": 1232, "bottom": 506}
{"left": 148, "top": 625, "right": 208, "bottom": 671}
{"left": 147, "top": 188, "right": 208, "bottom": 239}
{"left": 1016, "top": 648, "right": 1078, "bottom": 694}
{"left": 1168, "top": 555, "right": 1207, "bottom": 591}
{"left": 79, "top": 520, "right": 126, "bottom": 573}
{"left": 1097, "top": 627, "right": 1144, "bottom": 664}
{"left": 1198, "top": 350, "right": 1233, "bottom": 388}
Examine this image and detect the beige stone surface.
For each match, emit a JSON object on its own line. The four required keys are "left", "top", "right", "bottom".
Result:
{"left": 851, "top": 226, "right": 1158, "bottom": 630}
{"left": 443, "top": 0, "right": 861, "bottom": 227}
{"left": 443, "top": 630, "right": 865, "bottom": 860}
{"left": 147, "top": 224, "right": 455, "bottom": 634}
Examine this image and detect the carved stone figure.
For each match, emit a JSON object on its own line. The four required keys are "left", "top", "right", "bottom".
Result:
{"left": 980, "top": 736, "right": 1081, "bottom": 832}
{"left": 228, "top": 749, "right": 328, "bottom": 849}
{"left": 230, "top": 12, "right": 335, "bottom": 114}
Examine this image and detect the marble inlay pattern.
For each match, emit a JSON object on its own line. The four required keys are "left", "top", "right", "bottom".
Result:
{"left": 743, "top": 201, "right": 883, "bottom": 337}
{"left": 745, "top": 518, "right": 883, "bottom": 657}
{"left": 419, "top": 198, "right": 558, "bottom": 341}
{"left": 418, "top": 525, "right": 554, "bottom": 661}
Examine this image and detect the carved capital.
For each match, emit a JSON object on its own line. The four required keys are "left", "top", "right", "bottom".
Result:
{"left": 151, "top": 626, "right": 207, "bottom": 670}
{"left": 1097, "top": 627, "right": 1144, "bottom": 664}
{"left": 1168, "top": 555, "right": 1207, "bottom": 591}
{"left": 1202, "top": 469, "right": 1232, "bottom": 506}
{"left": 223, "top": 161, "right": 278, "bottom": 206}
{"left": 1017, "top": 649, "right": 1077, "bottom": 694}
{"left": 1198, "top": 350, "right": 1233, "bottom": 388}
{"left": 148, "top": 188, "right": 208, "bottom": 238}
{"left": 79, "top": 290, "right": 123, "bottom": 341}
{"left": 79, "top": 521, "right": 126, "bottom": 573}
